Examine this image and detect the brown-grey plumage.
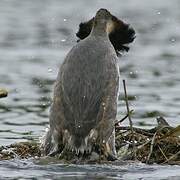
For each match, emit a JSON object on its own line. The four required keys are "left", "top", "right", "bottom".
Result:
{"left": 41, "top": 9, "right": 135, "bottom": 158}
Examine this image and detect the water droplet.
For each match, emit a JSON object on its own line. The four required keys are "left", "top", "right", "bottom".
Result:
{"left": 14, "top": 88, "right": 19, "bottom": 93}
{"left": 170, "top": 38, "right": 176, "bottom": 43}
{"left": 103, "top": 140, "right": 105, "bottom": 144}
{"left": 157, "top": 11, "right": 161, "bottom": 15}
{"left": 48, "top": 68, "right": 52, "bottom": 73}
{"left": 78, "top": 125, "right": 81, "bottom": 128}
{"left": 29, "top": 55, "right": 34, "bottom": 59}
{"left": 45, "top": 127, "right": 49, "bottom": 132}
{"left": 63, "top": 19, "right": 67, "bottom": 22}
{"left": 129, "top": 71, "right": 138, "bottom": 78}
{"left": 43, "top": 103, "right": 46, "bottom": 106}
{"left": 61, "top": 39, "right": 66, "bottom": 42}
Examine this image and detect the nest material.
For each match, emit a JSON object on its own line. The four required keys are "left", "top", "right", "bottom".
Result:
{"left": 0, "top": 117, "right": 179, "bottom": 164}
{"left": 0, "top": 141, "right": 41, "bottom": 160}
{"left": 0, "top": 88, "right": 8, "bottom": 98}
{"left": 115, "top": 116, "right": 180, "bottom": 165}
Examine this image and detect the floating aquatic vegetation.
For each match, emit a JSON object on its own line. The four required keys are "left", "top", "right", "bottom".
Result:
{"left": 0, "top": 141, "right": 41, "bottom": 160}
{"left": 0, "top": 88, "right": 8, "bottom": 98}
{"left": 116, "top": 116, "right": 180, "bottom": 165}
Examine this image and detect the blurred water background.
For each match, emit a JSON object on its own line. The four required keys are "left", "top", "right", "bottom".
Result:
{"left": 0, "top": 0, "right": 180, "bottom": 179}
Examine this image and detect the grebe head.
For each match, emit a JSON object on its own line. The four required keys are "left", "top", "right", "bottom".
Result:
{"left": 76, "top": 8, "right": 136, "bottom": 55}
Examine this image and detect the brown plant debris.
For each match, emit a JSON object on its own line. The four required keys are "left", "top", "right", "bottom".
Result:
{"left": 0, "top": 141, "right": 41, "bottom": 160}
{"left": 115, "top": 116, "right": 180, "bottom": 165}
{"left": 0, "top": 117, "right": 179, "bottom": 165}
{"left": 0, "top": 88, "right": 8, "bottom": 98}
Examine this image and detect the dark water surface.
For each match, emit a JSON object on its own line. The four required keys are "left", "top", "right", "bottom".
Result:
{"left": 0, "top": 0, "right": 180, "bottom": 179}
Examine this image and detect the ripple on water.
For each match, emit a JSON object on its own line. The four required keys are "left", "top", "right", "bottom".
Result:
{"left": 0, "top": 159, "right": 180, "bottom": 179}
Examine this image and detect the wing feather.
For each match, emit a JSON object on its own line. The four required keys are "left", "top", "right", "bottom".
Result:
{"left": 60, "top": 42, "right": 108, "bottom": 136}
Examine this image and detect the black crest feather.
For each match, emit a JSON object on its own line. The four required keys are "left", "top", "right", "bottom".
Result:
{"left": 76, "top": 15, "right": 135, "bottom": 56}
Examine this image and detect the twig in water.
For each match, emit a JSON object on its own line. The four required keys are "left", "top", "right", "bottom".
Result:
{"left": 146, "top": 131, "right": 157, "bottom": 163}
{"left": 162, "top": 150, "right": 180, "bottom": 164}
{"left": 122, "top": 79, "right": 136, "bottom": 160}
{"left": 115, "top": 110, "right": 134, "bottom": 126}
{"left": 158, "top": 145, "right": 168, "bottom": 162}
{"left": 116, "top": 126, "right": 154, "bottom": 136}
